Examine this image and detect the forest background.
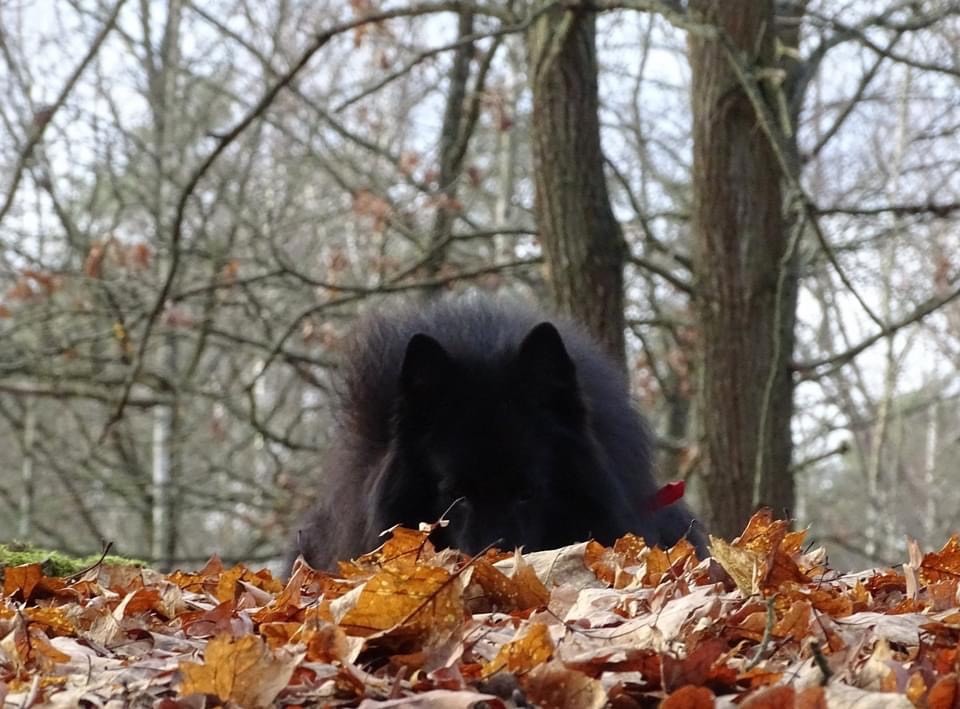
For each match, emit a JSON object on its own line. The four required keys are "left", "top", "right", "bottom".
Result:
{"left": 1, "top": 0, "right": 959, "bottom": 572}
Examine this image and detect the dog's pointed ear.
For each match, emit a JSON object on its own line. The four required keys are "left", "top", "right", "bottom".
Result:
{"left": 517, "top": 322, "right": 582, "bottom": 415}
{"left": 400, "top": 333, "right": 456, "bottom": 407}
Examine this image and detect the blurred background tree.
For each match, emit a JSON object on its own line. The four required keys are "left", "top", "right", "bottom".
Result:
{"left": 2, "top": 0, "right": 960, "bottom": 570}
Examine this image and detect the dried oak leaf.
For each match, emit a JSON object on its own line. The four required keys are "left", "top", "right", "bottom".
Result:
{"left": 522, "top": 660, "right": 606, "bottom": 709}
{"left": 338, "top": 564, "right": 462, "bottom": 643}
{"left": 772, "top": 599, "right": 812, "bottom": 641}
{"left": 905, "top": 671, "right": 928, "bottom": 705}
{"left": 24, "top": 607, "right": 75, "bottom": 636}
{"left": 3, "top": 564, "right": 64, "bottom": 602}
{"left": 736, "top": 510, "right": 811, "bottom": 589}
{"left": 917, "top": 535, "right": 960, "bottom": 585}
{"left": 709, "top": 536, "right": 762, "bottom": 596}
{"left": 777, "top": 583, "right": 851, "bottom": 618}
{"left": 612, "top": 533, "right": 649, "bottom": 565}
{"left": 483, "top": 621, "right": 554, "bottom": 677}
{"left": 1, "top": 615, "right": 70, "bottom": 673}
{"left": 861, "top": 569, "right": 906, "bottom": 598}
{"left": 168, "top": 554, "right": 226, "bottom": 593}
{"left": 178, "top": 634, "right": 300, "bottom": 708}
{"left": 660, "top": 684, "right": 715, "bottom": 708}
{"left": 927, "top": 673, "right": 960, "bottom": 709}
{"left": 339, "top": 526, "right": 437, "bottom": 578}
{"left": 643, "top": 539, "right": 698, "bottom": 586}
{"left": 468, "top": 557, "right": 547, "bottom": 613}
{"left": 796, "top": 686, "right": 828, "bottom": 708}
{"left": 178, "top": 600, "right": 239, "bottom": 637}
{"left": 765, "top": 549, "right": 811, "bottom": 589}
{"left": 737, "top": 508, "right": 788, "bottom": 552}
{"left": 736, "top": 667, "right": 784, "bottom": 690}
{"left": 214, "top": 564, "right": 282, "bottom": 604}
{"left": 585, "top": 533, "right": 696, "bottom": 589}
{"left": 662, "top": 636, "right": 735, "bottom": 692}
{"left": 741, "top": 685, "right": 796, "bottom": 708}
{"left": 584, "top": 540, "right": 624, "bottom": 587}
{"left": 856, "top": 639, "right": 899, "bottom": 692}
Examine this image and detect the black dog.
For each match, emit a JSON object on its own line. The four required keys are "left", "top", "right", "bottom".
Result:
{"left": 291, "top": 297, "right": 704, "bottom": 569}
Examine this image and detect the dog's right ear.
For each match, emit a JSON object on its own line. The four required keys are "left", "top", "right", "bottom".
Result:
{"left": 399, "top": 333, "right": 456, "bottom": 409}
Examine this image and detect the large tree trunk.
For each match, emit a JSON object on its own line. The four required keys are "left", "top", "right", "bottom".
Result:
{"left": 688, "top": 0, "right": 798, "bottom": 537}
{"left": 527, "top": 6, "right": 626, "bottom": 366}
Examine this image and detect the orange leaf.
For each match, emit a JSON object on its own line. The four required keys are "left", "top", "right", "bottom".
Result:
{"left": 928, "top": 674, "right": 959, "bottom": 709}
{"left": 339, "top": 564, "right": 462, "bottom": 642}
{"left": 483, "top": 622, "right": 554, "bottom": 677}
{"left": 661, "top": 685, "right": 716, "bottom": 708}
{"left": 795, "top": 685, "right": 828, "bottom": 708}
{"left": 3, "top": 564, "right": 43, "bottom": 600}
{"left": 741, "top": 685, "right": 795, "bottom": 708}
{"left": 522, "top": 661, "right": 606, "bottom": 709}
{"left": 178, "top": 634, "right": 299, "bottom": 707}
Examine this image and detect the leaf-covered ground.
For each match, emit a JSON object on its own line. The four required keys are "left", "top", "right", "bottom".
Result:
{"left": 3, "top": 511, "right": 960, "bottom": 707}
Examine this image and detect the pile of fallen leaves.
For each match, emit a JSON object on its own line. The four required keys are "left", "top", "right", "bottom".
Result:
{"left": 4, "top": 512, "right": 960, "bottom": 708}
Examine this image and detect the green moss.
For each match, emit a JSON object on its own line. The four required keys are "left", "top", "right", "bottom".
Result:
{"left": 0, "top": 542, "right": 146, "bottom": 578}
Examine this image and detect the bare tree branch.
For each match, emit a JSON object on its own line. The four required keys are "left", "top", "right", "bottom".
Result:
{"left": 0, "top": 0, "right": 129, "bottom": 227}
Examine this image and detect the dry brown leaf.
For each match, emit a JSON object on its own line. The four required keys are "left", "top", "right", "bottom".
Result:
{"left": 926, "top": 673, "right": 959, "bottom": 709}
{"left": 522, "top": 661, "right": 606, "bottom": 709}
{"left": 662, "top": 636, "right": 730, "bottom": 691}
{"left": 660, "top": 684, "right": 716, "bottom": 708}
{"left": 856, "top": 639, "right": 898, "bottom": 692}
{"left": 741, "top": 685, "right": 795, "bottom": 708}
{"left": 918, "top": 536, "right": 960, "bottom": 585}
{"left": 737, "top": 509, "right": 788, "bottom": 552}
{"left": 709, "top": 535, "right": 762, "bottom": 595}
{"left": 339, "top": 564, "right": 462, "bottom": 641}
{"left": 773, "top": 599, "right": 812, "bottom": 641}
{"left": 509, "top": 551, "right": 550, "bottom": 608}
{"left": 483, "top": 621, "right": 554, "bottom": 676}
{"left": 795, "top": 685, "right": 828, "bottom": 708}
{"left": 178, "top": 634, "right": 300, "bottom": 707}
{"left": 3, "top": 564, "right": 42, "bottom": 601}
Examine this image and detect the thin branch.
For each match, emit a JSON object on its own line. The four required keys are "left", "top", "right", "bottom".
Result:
{"left": 0, "top": 0, "right": 129, "bottom": 227}
{"left": 0, "top": 384, "right": 163, "bottom": 408}
{"left": 333, "top": 9, "right": 550, "bottom": 113}
{"left": 816, "top": 201, "right": 960, "bottom": 218}
{"left": 795, "top": 280, "right": 960, "bottom": 378}
{"left": 806, "top": 29, "right": 905, "bottom": 160}
{"left": 248, "top": 257, "right": 542, "bottom": 391}
{"left": 102, "top": 1, "right": 488, "bottom": 436}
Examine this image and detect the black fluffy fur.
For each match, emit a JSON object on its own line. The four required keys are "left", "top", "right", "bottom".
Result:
{"left": 291, "top": 296, "right": 705, "bottom": 570}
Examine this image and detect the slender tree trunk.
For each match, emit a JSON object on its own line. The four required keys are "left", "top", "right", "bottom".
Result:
{"left": 426, "top": 9, "right": 474, "bottom": 283}
{"left": 688, "top": 0, "right": 796, "bottom": 537}
{"left": 18, "top": 398, "right": 35, "bottom": 539}
{"left": 923, "top": 398, "right": 939, "bottom": 542}
{"left": 527, "top": 5, "right": 626, "bottom": 366}
{"left": 152, "top": 400, "right": 174, "bottom": 563}
{"left": 147, "top": 0, "right": 183, "bottom": 568}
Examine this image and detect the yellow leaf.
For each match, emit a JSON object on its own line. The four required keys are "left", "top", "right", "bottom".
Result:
{"left": 483, "top": 622, "right": 554, "bottom": 677}
{"left": 709, "top": 536, "right": 762, "bottom": 596}
{"left": 178, "top": 634, "right": 298, "bottom": 708}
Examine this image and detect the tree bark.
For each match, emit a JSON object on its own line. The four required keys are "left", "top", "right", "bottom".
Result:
{"left": 688, "top": 0, "right": 798, "bottom": 537}
{"left": 426, "top": 9, "right": 475, "bottom": 284}
{"left": 528, "top": 5, "right": 626, "bottom": 366}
